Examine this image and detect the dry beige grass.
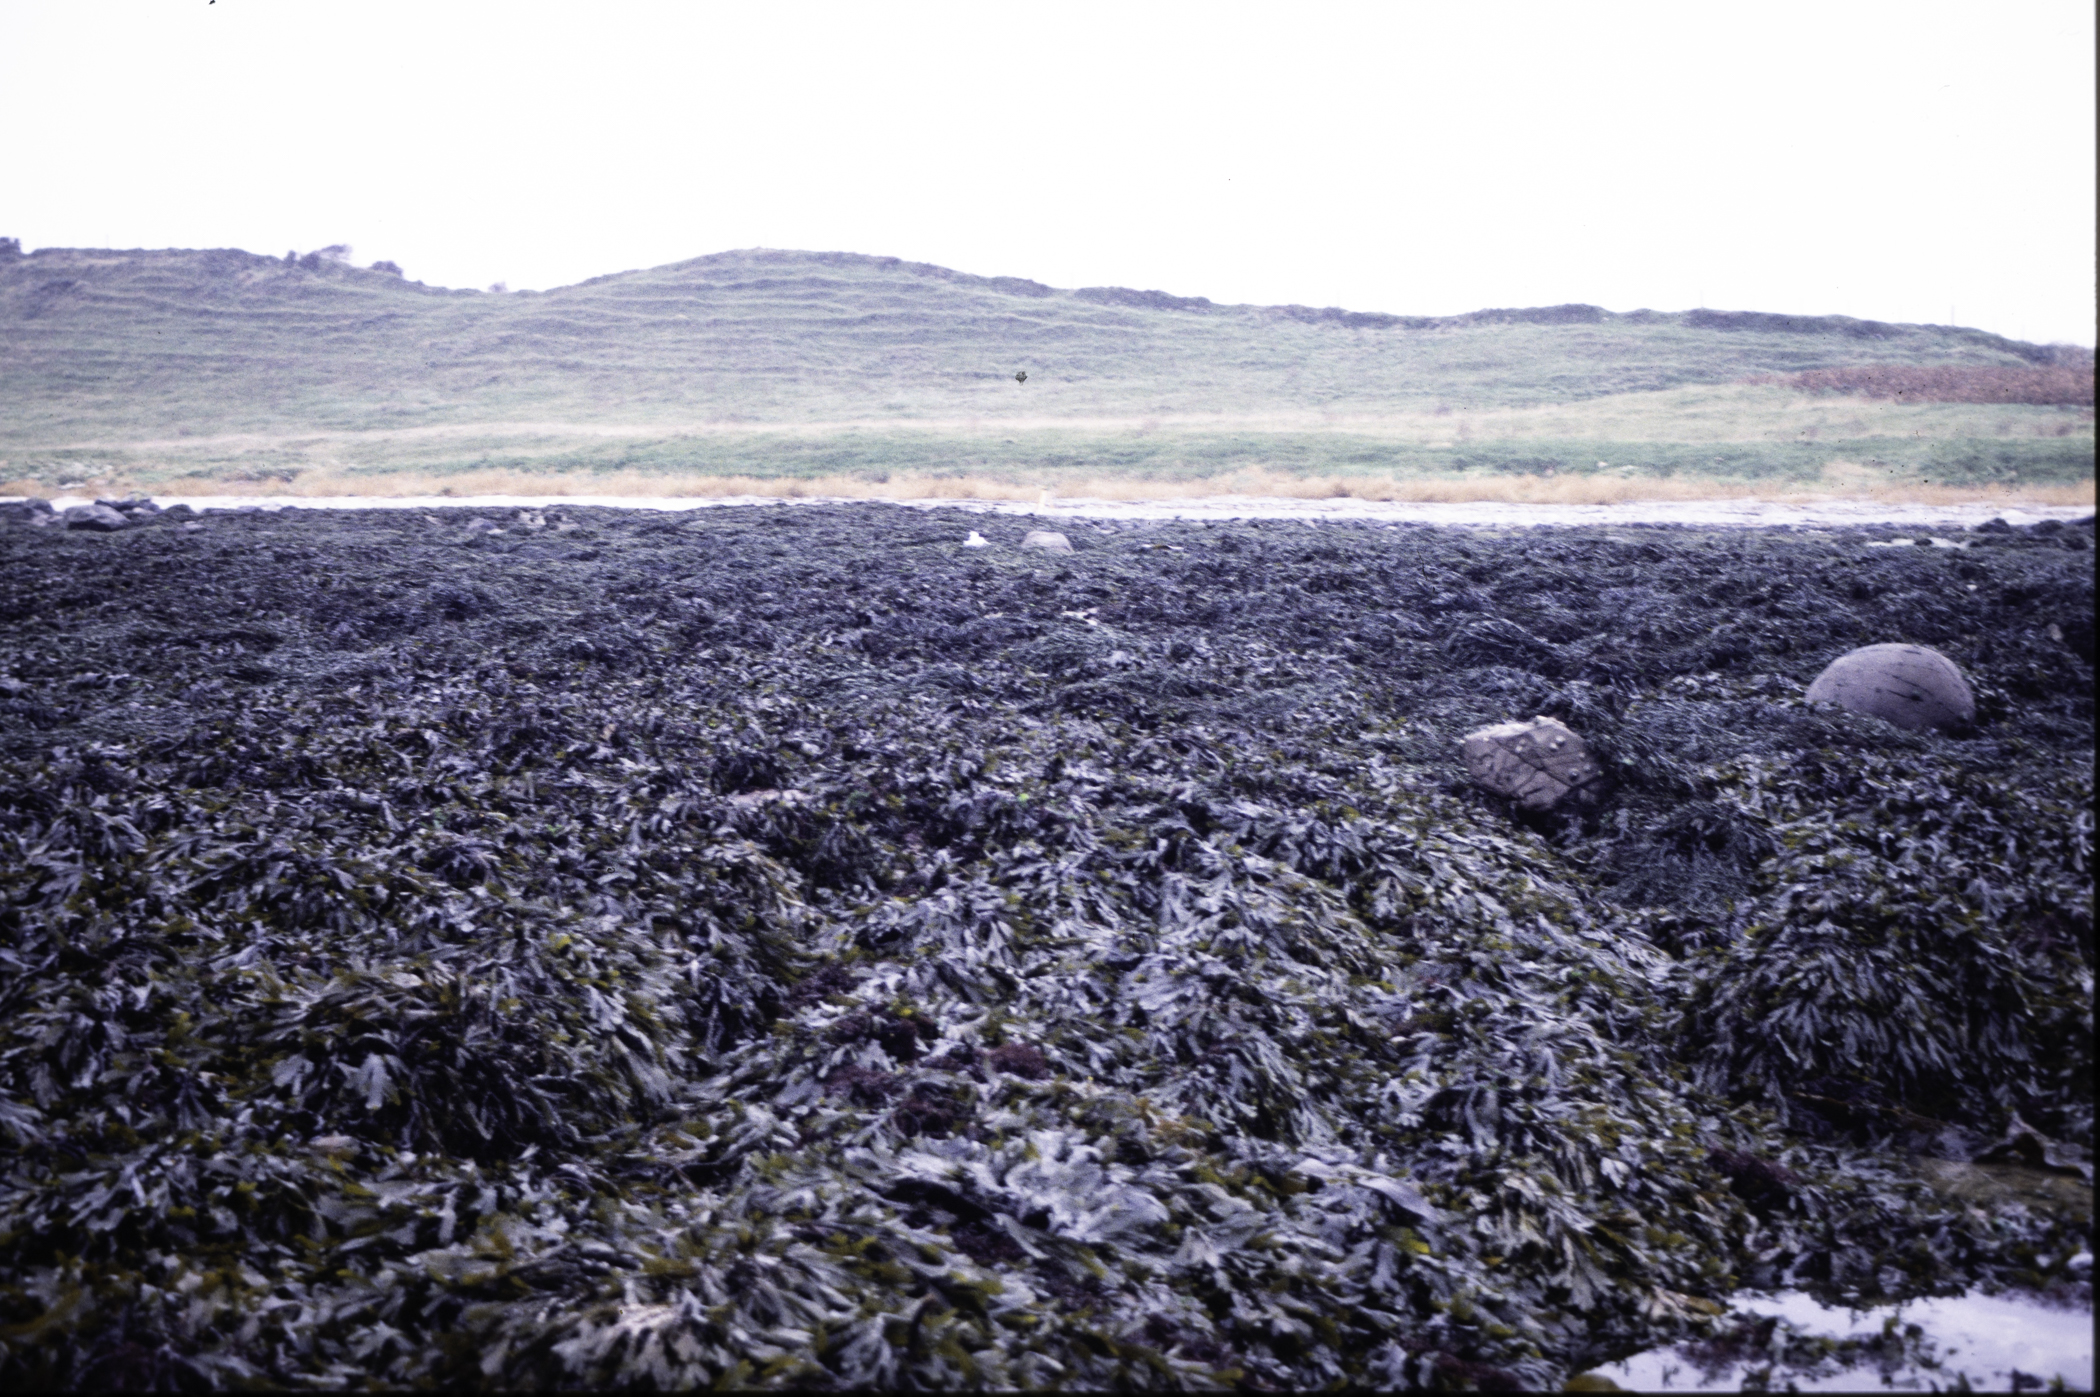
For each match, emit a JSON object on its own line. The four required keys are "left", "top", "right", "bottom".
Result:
{"left": 27, "top": 385, "right": 2092, "bottom": 454}
{"left": 11, "top": 467, "right": 2090, "bottom": 509}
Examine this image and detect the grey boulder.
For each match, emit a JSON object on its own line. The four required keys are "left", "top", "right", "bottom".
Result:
{"left": 1806, "top": 643, "right": 1974, "bottom": 733}
{"left": 62, "top": 503, "right": 133, "bottom": 532}
{"left": 1021, "top": 530, "right": 1073, "bottom": 553}
{"left": 1461, "top": 716, "right": 1604, "bottom": 811}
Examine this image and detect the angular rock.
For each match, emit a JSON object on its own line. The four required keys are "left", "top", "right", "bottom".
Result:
{"left": 1806, "top": 643, "right": 1974, "bottom": 733}
{"left": 1461, "top": 716, "right": 1603, "bottom": 811}
{"left": 1021, "top": 530, "right": 1073, "bottom": 553}
{"left": 62, "top": 503, "right": 132, "bottom": 532}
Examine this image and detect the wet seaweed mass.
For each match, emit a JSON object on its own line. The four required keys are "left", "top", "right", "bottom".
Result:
{"left": 1, "top": 503, "right": 2091, "bottom": 1389}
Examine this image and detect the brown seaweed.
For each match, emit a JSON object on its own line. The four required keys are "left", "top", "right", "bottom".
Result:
{"left": 0, "top": 503, "right": 2089, "bottom": 1388}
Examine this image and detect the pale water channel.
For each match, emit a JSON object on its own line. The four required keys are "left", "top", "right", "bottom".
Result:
{"left": 1583, "top": 1285, "right": 2093, "bottom": 1392}
{"left": 34, "top": 491, "right": 2099, "bottom": 530}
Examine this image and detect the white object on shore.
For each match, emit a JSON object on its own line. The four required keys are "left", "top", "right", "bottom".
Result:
{"left": 963, "top": 531, "right": 990, "bottom": 547}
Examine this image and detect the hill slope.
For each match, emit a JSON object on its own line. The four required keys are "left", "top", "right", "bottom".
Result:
{"left": 0, "top": 245, "right": 2090, "bottom": 497}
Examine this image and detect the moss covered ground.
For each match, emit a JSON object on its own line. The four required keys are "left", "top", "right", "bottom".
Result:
{"left": 0, "top": 504, "right": 2090, "bottom": 1389}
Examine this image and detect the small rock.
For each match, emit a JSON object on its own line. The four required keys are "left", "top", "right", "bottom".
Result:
{"left": 1461, "top": 716, "right": 1603, "bottom": 811}
{"left": 98, "top": 495, "right": 160, "bottom": 518}
{"left": 964, "top": 531, "right": 990, "bottom": 548}
{"left": 1806, "top": 643, "right": 1974, "bottom": 733}
{"left": 160, "top": 502, "right": 195, "bottom": 519}
{"left": 516, "top": 509, "right": 547, "bottom": 531}
{"left": 0, "top": 498, "right": 55, "bottom": 526}
{"left": 62, "top": 503, "right": 132, "bottom": 532}
{"left": 1974, "top": 1113, "right": 2093, "bottom": 1182}
{"left": 1021, "top": 530, "right": 1073, "bottom": 553}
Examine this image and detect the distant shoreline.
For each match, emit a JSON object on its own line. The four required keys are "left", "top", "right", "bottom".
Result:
{"left": 12, "top": 490, "right": 2094, "bottom": 530}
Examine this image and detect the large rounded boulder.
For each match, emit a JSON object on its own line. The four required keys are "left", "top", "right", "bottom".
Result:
{"left": 1806, "top": 643, "right": 1975, "bottom": 732}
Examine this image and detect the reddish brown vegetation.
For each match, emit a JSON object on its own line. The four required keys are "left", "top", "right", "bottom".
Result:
{"left": 1757, "top": 363, "right": 2094, "bottom": 406}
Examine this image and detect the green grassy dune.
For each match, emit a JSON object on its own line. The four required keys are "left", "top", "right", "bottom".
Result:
{"left": 1, "top": 244, "right": 2090, "bottom": 499}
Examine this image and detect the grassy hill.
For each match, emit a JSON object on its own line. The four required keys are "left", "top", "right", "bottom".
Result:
{"left": 1, "top": 244, "right": 2090, "bottom": 500}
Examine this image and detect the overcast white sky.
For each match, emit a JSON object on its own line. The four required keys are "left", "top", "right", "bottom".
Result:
{"left": 4, "top": 2, "right": 2094, "bottom": 344}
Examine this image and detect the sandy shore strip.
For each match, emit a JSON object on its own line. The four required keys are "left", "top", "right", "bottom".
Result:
{"left": 18, "top": 492, "right": 2097, "bottom": 529}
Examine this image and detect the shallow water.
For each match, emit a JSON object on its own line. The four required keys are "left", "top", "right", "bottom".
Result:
{"left": 1588, "top": 1286, "right": 2094, "bottom": 1392}
{"left": 26, "top": 491, "right": 2100, "bottom": 529}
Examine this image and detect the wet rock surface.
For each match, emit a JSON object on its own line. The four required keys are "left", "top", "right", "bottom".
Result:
{"left": 0, "top": 504, "right": 2090, "bottom": 1389}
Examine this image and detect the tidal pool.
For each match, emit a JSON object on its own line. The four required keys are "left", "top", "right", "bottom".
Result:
{"left": 1584, "top": 1285, "right": 2093, "bottom": 1392}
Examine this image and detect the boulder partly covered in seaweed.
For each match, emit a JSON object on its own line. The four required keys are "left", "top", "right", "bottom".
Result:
{"left": 0, "top": 505, "right": 2089, "bottom": 1389}
{"left": 1805, "top": 642, "right": 1976, "bottom": 732}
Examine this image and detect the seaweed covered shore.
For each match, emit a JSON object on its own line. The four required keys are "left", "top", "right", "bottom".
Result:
{"left": 0, "top": 502, "right": 2091, "bottom": 1389}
